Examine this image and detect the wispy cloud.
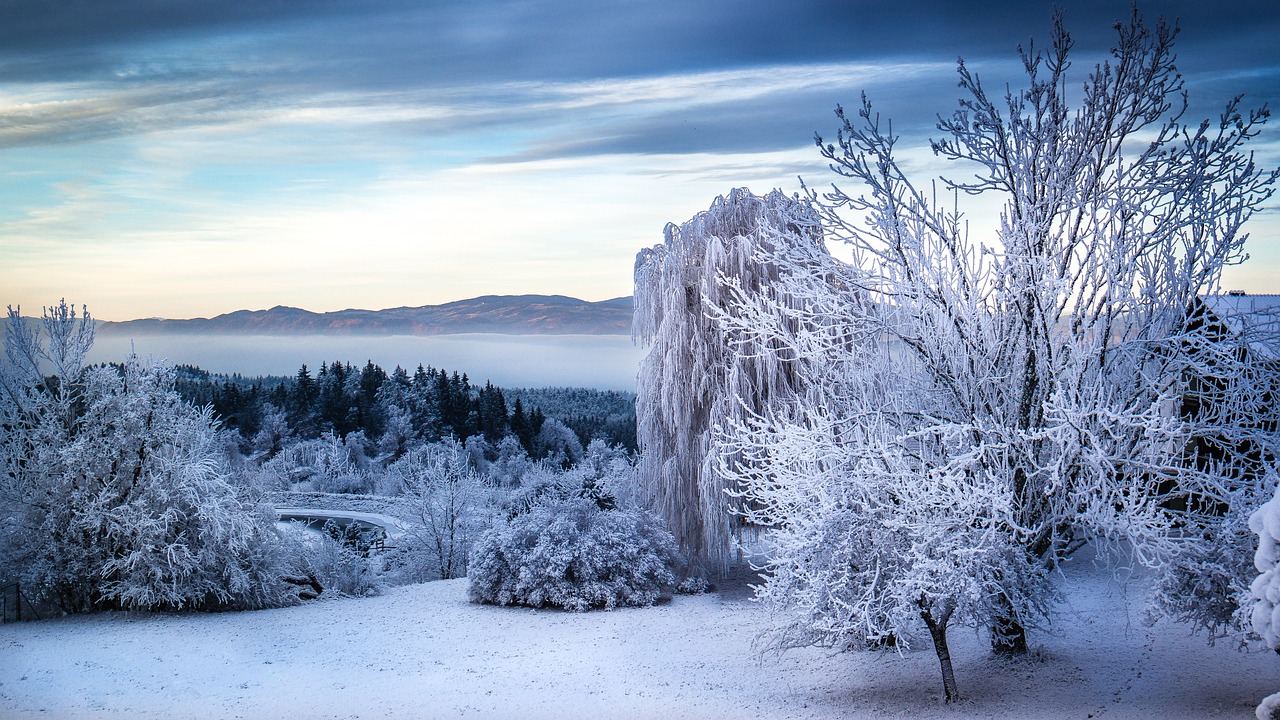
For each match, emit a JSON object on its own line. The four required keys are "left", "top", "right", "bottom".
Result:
{"left": 0, "top": 1, "right": 1276, "bottom": 319}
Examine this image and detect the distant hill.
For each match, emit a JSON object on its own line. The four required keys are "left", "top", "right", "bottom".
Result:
{"left": 96, "top": 295, "right": 634, "bottom": 336}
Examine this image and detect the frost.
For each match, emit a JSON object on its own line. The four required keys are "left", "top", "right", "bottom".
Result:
{"left": 467, "top": 497, "right": 679, "bottom": 612}
{"left": 705, "top": 10, "right": 1277, "bottom": 703}
{"left": 633, "top": 187, "right": 826, "bottom": 575}
{"left": 1249, "top": 476, "right": 1280, "bottom": 649}
{"left": 0, "top": 301, "right": 290, "bottom": 612}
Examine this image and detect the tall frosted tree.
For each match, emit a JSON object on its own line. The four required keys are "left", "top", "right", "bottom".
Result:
{"left": 633, "top": 188, "right": 829, "bottom": 574}
{"left": 714, "top": 9, "right": 1276, "bottom": 700}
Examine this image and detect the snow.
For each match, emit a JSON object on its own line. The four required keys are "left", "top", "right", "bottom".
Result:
{"left": 274, "top": 508, "right": 410, "bottom": 542}
{"left": 2, "top": 551, "right": 1275, "bottom": 719}
{"left": 1251, "top": 478, "right": 1280, "bottom": 649}
{"left": 1201, "top": 294, "right": 1280, "bottom": 362}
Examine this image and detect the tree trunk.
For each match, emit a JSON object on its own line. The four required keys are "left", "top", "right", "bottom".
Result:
{"left": 920, "top": 604, "right": 960, "bottom": 703}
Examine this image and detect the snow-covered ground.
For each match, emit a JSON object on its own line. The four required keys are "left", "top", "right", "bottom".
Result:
{"left": 2, "top": 551, "right": 1276, "bottom": 719}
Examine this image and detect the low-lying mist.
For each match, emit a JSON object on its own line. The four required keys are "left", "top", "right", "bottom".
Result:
{"left": 88, "top": 333, "right": 644, "bottom": 390}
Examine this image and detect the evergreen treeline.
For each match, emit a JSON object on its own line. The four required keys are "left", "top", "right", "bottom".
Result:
{"left": 506, "top": 387, "right": 637, "bottom": 452}
{"left": 172, "top": 362, "right": 638, "bottom": 457}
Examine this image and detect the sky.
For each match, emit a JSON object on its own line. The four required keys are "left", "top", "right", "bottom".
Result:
{"left": 1, "top": 1, "right": 1277, "bottom": 322}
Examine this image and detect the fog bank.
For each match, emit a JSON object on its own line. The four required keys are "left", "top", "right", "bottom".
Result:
{"left": 87, "top": 333, "right": 643, "bottom": 390}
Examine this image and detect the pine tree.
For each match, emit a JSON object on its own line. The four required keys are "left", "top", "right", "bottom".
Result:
{"left": 288, "top": 364, "right": 319, "bottom": 437}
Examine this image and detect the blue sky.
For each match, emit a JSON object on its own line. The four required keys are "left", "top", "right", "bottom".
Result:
{"left": 1, "top": 0, "right": 1277, "bottom": 321}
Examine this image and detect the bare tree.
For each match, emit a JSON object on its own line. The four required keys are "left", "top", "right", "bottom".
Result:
{"left": 715, "top": 8, "right": 1276, "bottom": 701}
{"left": 389, "top": 439, "right": 488, "bottom": 580}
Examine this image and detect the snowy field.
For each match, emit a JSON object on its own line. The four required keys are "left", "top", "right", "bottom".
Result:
{"left": 2, "top": 552, "right": 1276, "bottom": 719}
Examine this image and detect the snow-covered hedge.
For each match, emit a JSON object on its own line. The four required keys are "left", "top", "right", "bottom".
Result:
{"left": 467, "top": 498, "right": 680, "bottom": 611}
{"left": 1250, "top": 476, "right": 1280, "bottom": 720}
{"left": 1251, "top": 477, "right": 1280, "bottom": 647}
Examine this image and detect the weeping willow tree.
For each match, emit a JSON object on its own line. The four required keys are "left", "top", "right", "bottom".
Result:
{"left": 633, "top": 188, "right": 830, "bottom": 575}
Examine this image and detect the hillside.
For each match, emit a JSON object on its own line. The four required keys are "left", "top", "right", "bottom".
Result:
{"left": 95, "top": 295, "right": 633, "bottom": 336}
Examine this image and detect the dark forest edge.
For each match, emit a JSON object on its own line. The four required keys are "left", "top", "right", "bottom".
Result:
{"left": 169, "top": 362, "right": 637, "bottom": 459}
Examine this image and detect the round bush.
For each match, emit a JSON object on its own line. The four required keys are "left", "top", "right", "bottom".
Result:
{"left": 467, "top": 498, "right": 680, "bottom": 611}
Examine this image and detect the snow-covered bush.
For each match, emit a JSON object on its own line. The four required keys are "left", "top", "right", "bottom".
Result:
{"left": 501, "top": 463, "right": 589, "bottom": 518}
{"left": 1150, "top": 490, "right": 1264, "bottom": 643}
{"left": 0, "top": 301, "right": 291, "bottom": 612}
{"left": 258, "top": 432, "right": 373, "bottom": 494}
{"left": 1250, "top": 475, "right": 1280, "bottom": 648}
{"left": 467, "top": 497, "right": 680, "bottom": 611}
{"left": 1250, "top": 475, "right": 1280, "bottom": 720}
{"left": 277, "top": 522, "right": 382, "bottom": 599}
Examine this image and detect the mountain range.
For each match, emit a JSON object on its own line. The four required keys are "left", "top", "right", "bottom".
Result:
{"left": 96, "top": 295, "right": 634, "bottom": 336}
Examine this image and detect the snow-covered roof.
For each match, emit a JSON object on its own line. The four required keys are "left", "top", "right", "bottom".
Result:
{"left": 1201, "top": 293, "right": 1280, "bottom": 361}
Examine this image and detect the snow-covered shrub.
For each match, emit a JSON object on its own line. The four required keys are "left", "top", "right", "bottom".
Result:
{"left": 1250, "top": 475, "right": 1280, "bottom": 720}
{"left": 1250, "top": 475, "right": 1280, "bottom": 648}
{"left": 1259, "top": 693, "right": 1280, "bottom": 720}
{"left": 498, "top": 447, "right": 639, "bottom": 519}
{"left": 676, "top": 576, "right": 710, "bottom": 595}
{"left": 277, "top": 522, "right": 382, "bottom": 599}
{"left": 314, "top": 469, "right": 374, "bottom": 495}
{"left": 259, "top": 433, "right": 373, "bottom": 494}
{"left": 1150, "top": 492, "right": 1262, "bottom": 643}
{"left": 467, "top": 498, "right": 680, "bottom": 611}
{"left": 499, "top": 463, "right": 583, "bottom": 518}
{"left": 0, "top": 302, "right": 291, "bottom": 613}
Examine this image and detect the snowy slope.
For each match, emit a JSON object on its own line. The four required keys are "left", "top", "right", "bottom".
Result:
{"left": 1, "top": 553, "right": 1276, "bottom": 719}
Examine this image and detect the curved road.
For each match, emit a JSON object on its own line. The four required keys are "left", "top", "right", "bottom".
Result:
{"left": 274, "top": 507, "right": 409, "bottom": 544}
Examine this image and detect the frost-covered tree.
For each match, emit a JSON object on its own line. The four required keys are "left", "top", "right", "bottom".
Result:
{"left": 388, "top": 439, "right": 489, "bottom": 580}
{"left": 487, "top": 434, "right": 531, "bottom": 487}
{"left": 633, "top": 187, "right": 827, "bottom": 574}
{"left": 580, "top": 438, "right": 643, "bottom": 510}
{"left": 713, "top": 8, "right": 1276, "bottom": 699}
{"left": 376, "top": 403, "right": 415, "bottom": 461}
{"left": 534, "top": 416, "right": 584, "bottom": 467}
{"left": 715, "top": 248, "right": 1049, "bottom": 701}
{"left": 0, "top": 301, "right": 289, "bottom": 612}
{"left": 1150, "top": 297, "right": 1280, "bottom": 641}
{"left": 252, "top": 402, "right": 292, "bottom": 459}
